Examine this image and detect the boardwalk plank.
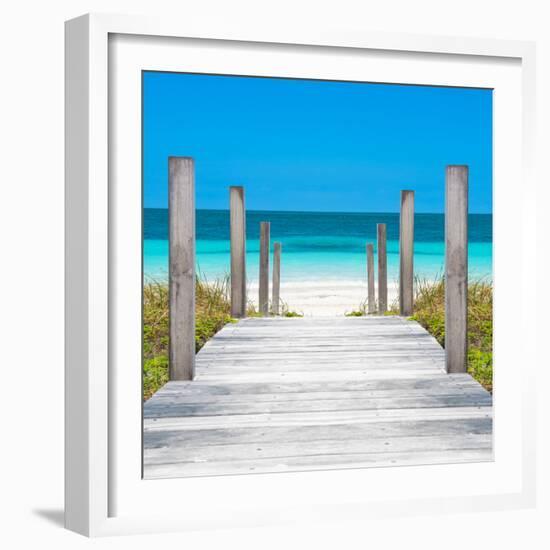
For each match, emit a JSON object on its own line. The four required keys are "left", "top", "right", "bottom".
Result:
{"left": 144, "top": 395, "right": 492, "bottom": 418}
{"left": 145, "top": 449, "right": 492, "bottom": 479}
{"left": 155, "top": 374, "right": 481, "bottom": 394}
{"left": 149, "top": 387, "right": 489, "bottom": 404}
{"left": 145, "top": 406, "right": 492, "bottom": 431}
{"left": 145, "top": 433, "right": 492, "bottom": 464}
{"left": 144, "top": 417, "right": 492, "bottom": 447}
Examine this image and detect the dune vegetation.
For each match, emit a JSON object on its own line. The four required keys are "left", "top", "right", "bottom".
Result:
{"left": 348, "top": 277, "right": 493, "bottom": 392}
{"left": 143, "top": 277, "right": 303, "bottom": 400}
{"left": 409, "top": 277, "right": 493, "bottom": 392}
{"left": 144, "top": 274, "right": 492, "bottom": 401}
{"left": 142, "top": 277, "right": 234, "bottom": 400}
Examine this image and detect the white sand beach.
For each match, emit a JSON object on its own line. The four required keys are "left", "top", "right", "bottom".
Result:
{"left": 247, "top": 279, "right": 401, "bottom": 316}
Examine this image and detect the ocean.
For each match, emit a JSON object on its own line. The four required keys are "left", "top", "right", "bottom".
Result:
{"left": 144, "top": 209, "right": 492, "bottom": 284}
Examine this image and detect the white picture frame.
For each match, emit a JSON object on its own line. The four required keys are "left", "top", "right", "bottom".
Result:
{"left": 65, "top": 13, "right": 537, "bottom": 537}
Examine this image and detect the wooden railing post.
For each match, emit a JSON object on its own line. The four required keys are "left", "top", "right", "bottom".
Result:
{"left": 259, "top": 222, "right": 270, "bottom": 315}
{"left": 399, "top": 190, "right": 415, "bottom": 316}
{"left": 377, "top": 223, "right": 387, "bottom": 314}
{"left": 445, "top": 165, "right": 468, "bottom": 373}
{"left": 169, "top": 157, "right": 195, "bottom": 381}
{"left": 230, "top": 186, "right": 246, "bottom": 317}
{"left": 366, "top": 243, "right": 375, "bottom": 314}
{"left": 272, "top": 242, "right": 281, "bottom": 315}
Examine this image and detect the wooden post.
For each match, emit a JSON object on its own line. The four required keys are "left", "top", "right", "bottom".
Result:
{"left": 445, "top": 165, "right": 468, "bottom": 373}
{"left": 259, "top": 222, "right": 270, "bottom": 315}
{"left": 230, "top": 186, "right": 246, "bottom": 317}
{"left": 399, "top": 190, "right": 415, "bottom": 316}
{"left": 272, "top": 242, "right": 281, "bottom": 315}
{"left": 366, "top": 243, "right": 375, "bottom": 314}
{"left": 377, "top": 223, "right": 387, "bottom": 314}
{"left": 169, "top": 157, "right": 195, "bottom": 381}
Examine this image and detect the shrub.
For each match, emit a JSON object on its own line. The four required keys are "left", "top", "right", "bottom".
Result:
{"left": 410, "top": 277, "right": 493, "bottom": 392}
{"left": 348, "top": 276, "right": 493, "bottom": 392}
{"left": 143, "top": 276, "right": 232, "bottom": 400}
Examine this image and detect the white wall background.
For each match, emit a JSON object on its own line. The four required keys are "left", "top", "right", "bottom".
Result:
{"left": 0, "top": 1, "right": 547, "bottom": 548}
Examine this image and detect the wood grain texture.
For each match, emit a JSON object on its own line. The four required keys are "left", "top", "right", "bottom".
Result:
{"left": 259, "top": 222, "right": 270, "bottom": 315}
{"left": 272, "top": 242, "right": 281, "bottom": 315}
{"left": 377, "top": 224, "right": 388, "bottom": 313}
{"left": 169, "top": 157, "right": 195, "bottom": 381}
{"left": 144, "top": 316, "right": 492, "bottom": 478}
{"left": 366, "top": 243, "right": 375, "bottom": 314}
{"left": 399, "top": 190, "right": 414, "bottom": 316}
{"left": 230, "top": 186, "right": 246, "bottom": 317}
{"left": 445, "top": 166, "right": 468, "bottom": 373}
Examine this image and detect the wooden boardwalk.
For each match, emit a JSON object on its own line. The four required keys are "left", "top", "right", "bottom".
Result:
{"left": 143, "top": 316, "right": 493, "bottom": 479}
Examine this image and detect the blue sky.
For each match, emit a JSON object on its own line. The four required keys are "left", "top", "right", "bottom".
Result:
{"left": 143, "top": 72, "right": 492, "bottom": 213}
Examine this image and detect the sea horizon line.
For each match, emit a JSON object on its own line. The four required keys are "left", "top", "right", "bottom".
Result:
{"left": 144, "top": 207, "right": 493, "bottom": 216}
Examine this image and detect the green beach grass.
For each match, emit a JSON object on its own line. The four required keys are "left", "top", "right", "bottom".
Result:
{"left": 144, "top": 276, "right": 492, "bottom": 400}
{"left": 409, "top": 278, "right": 493, "bottom": 392}
{"left": 348, "top": 277, "right": 493, "bottom": 392}
{"left": 143, "top": 277, "right": 234, "bottom": 401}
{"left": 143, "top": 278, "right": 303, "bottom": 400}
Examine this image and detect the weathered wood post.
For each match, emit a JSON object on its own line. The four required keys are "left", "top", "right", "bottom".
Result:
{"left": 230, "top": 186, "right": 246, "bottom": 317}
{"left": 377, "top": 223, "right": 387, "bottom": 314}
{"left": 399, "top": 190, "right": 415, "bottom": 316}
{"left": 272, "top": 242, "right": 281, "bottom": 315}
{"left": 169, "top": 157, "right": 195, "bottom": 381}
{"left": 445, "top": 165, "right": 468, "bottom": 373}
{"left": 259, "top": 222, "right": 270, "bottom": 315}
{"left": 366, "top": 243, "right": 375, "bottom": 314}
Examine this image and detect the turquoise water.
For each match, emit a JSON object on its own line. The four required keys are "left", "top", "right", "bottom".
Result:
{"left": 144, "top": 209, "right": 492, "bottom": 283}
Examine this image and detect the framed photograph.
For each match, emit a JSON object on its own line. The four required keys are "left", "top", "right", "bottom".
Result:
{"left": 65, "top": 13, "right": 537, "bottom": 536}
